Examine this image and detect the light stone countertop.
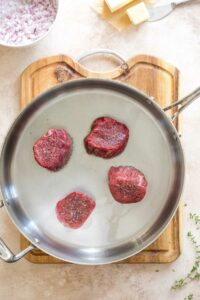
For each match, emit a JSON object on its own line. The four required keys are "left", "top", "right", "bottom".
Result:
{"left": 0, "top": 0, "right": 200, "bottom": 299}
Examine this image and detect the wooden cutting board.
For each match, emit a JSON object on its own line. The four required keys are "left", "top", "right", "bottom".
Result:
{"left": 20, "top": 54, "right": 181, "bottom": 263}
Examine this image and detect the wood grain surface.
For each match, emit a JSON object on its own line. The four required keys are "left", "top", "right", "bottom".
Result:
{"left": 20, "top": 54, "right": 181, "bottom": 263}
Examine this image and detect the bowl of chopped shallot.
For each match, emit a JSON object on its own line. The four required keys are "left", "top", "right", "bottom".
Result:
{"left": 0, "top": 0, "right": 59, "bottom": 48}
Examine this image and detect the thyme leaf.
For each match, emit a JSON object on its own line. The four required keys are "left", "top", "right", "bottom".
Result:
{"left": 184, "top": 294, "right": 193, "bottom": 300}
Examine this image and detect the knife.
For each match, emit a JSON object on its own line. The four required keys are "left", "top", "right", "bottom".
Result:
{"left": 147, "top": 0, "right": 197, "bottom": 22}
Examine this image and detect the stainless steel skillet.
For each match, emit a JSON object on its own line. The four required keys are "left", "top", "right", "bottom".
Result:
{"left": 0, "top": 53, "right": 200, "bottom": 265}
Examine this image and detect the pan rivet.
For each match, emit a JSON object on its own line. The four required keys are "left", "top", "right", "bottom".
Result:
{"left": 34, "top": 238, "right": 40, "bottom": 244}
{"left": 5, "top": 199, "right": 10, "bottom": 205}
{"left": 147, "top": 98, "right": 153, "bottom": 104}
{"left": 150, "top": 96, "right": 154, "bottom": 102}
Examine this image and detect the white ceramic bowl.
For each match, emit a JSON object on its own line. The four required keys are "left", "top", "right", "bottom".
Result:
{"left": 0, "top": 0, "right": 59, "bottom": 48}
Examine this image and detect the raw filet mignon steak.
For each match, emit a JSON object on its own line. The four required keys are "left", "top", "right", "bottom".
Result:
{"left": 108, "top": 166, "right": 147, "bottom": 203}
{"left": 33, "top": 129, "right": 72, "bottom": 171}
{"left": 84, "top": 117, "right": 129, "bottom": 159}
{"left": 56, "top": 192, "right": 96, "bottom": 229}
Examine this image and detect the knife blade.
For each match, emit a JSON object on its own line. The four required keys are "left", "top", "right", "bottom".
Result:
{"left": 148, "top": 3, "right": 175, "bottom": 22}
{"left": 147, "top": 0, "right": 196, "bottom": 22}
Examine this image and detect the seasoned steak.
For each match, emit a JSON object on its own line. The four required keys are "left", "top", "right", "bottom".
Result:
{"left": 108, "top": 166, "right": 147, "bottom": 203}
{"left": 33, "top": 129, "right": 72, "bottom": 171}
{"left": 56, "top": 192, "right": 96, "bottom": 229}
{"left": 84, "top": 117, "right": 129, "bottom": 159}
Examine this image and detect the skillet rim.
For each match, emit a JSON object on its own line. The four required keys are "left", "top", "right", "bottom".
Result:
{"left": 0, "top": 78, "right": 185, "bottom": 264}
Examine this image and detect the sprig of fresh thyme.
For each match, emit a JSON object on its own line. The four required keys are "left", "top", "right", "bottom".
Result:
{"left": 172, "top": 212, "right": 200, "bottom": 298}
{"left": 189, "top": 213, "right": 200, "bottom": 226}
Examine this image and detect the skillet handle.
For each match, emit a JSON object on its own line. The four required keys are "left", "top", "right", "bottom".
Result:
{"left": 163, "top": 86, "right": 200, "bottom": 122}
{"left": 77, "top": 49, "right": 129, "bottom": 73}
{"left": 0, "top": 201, "right": 35, "bottom": 263}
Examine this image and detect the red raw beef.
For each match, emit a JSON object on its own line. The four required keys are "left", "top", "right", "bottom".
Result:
{"left": 84, "top": 117, "right": 129, "bottom": 159}
{"left": 33, "top": 129, "right": 72, "bottom": 171}
{"left": 56, "top": 192, "right": 96, "bottom": 229}
{"left": 108, "top": 166, "right": 147, "bottom": 203}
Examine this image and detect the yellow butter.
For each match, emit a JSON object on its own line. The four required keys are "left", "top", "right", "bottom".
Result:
{"left": 127, "top": 2, "right": 149, "bottom": 25}
{"left": 144, "top": 0, "right": 157, "bottom": 4}
{"left": 105, "top": 0, "right": 134, "bottom": 12}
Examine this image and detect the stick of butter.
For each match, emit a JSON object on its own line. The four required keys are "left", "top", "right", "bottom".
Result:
{"left": 127, "top": 2, "right": 150, "bottom": 25}
{"left": 105, "top": 0, "right": 134, "bottom": 12}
